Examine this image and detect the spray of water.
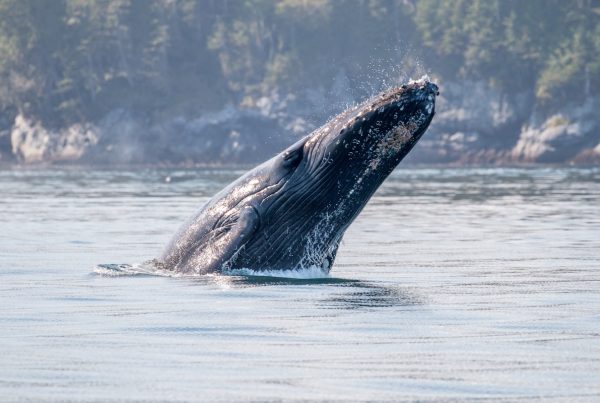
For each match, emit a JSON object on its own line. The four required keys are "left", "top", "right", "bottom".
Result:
{"left": 93, "top": 260, "right": 332, "bottom": 279}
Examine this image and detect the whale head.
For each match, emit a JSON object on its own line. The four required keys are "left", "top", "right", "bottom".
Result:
{"left": 232, "top": 77, "right": 438, "bottom": 271}
{"left": 301, "top": 76, "right": 438, "bottom": 181}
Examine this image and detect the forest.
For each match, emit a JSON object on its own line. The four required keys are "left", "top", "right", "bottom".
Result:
{"left": 0, "top": 0, "right": 599, "bottom": 164}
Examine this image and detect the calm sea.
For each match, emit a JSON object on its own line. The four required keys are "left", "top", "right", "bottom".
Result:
{"left": 1, "top": 167, "right": 599, "bottom": 401}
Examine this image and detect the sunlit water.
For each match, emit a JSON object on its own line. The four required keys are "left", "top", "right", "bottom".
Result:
{"left": 1, "top": 167, "right": 599, "bottom": 401}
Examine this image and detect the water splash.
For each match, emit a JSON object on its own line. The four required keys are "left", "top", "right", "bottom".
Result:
{"left": 408, "top": 74, "right": 431, "bottom": 85}
{"left": 93, "top": 262, "right": 173, "bottom": 277}
{"left": 224, "top": 265, "right": 330, "bottom": 279}
{"left": 93, "top": 261, "right": 330, "bottom": 279}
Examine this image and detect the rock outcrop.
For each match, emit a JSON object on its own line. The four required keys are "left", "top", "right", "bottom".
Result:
{"left": 409, "top": 80, "right": 533, "bottom": 164}
{"left": 10, "top": 115, "right": 98, "bottom": 163}
{"left": 2, "top": 80, "right": 599, "bottom": 166}
{"left": 7, "top": 104, "right": 304, "bottom": 166}
{"left": 511, "top": 97, "right": 600, "bottom": 163}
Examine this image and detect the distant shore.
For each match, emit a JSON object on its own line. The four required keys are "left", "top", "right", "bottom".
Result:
{"left": 3, "top": 80, "right": 600, "bottom": 167}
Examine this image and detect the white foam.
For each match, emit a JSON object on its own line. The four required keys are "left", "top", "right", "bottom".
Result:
{"left": 94, "top": 262, "right": 330, "bottom": 279}
{"left": 224, "top": 265, "right": 330, "bottom": 279}
{"left": 93, "top": 265, "right": 133, "bottom": 277}
{"left": 93, "top": 263, "right": 174, "bottom": 277}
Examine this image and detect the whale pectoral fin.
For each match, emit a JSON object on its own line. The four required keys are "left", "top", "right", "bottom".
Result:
{"left": 203, "top": 205, "right": 259, "bottom": 273}
{"left": 281, "top": 137, "right": 307, "bottom": 169}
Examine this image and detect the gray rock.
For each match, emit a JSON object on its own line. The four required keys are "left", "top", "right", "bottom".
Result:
{"left": 410, "top": 80, "right": 533, "bottom": 163}
{"left": 84, "top": 104, "right": 298, "bottom": 165}
{"left": 10, "top": 114, "right": 97, "bottom": 163}
{"left": 511, "top": 97, "right": 600, "bottom": 163}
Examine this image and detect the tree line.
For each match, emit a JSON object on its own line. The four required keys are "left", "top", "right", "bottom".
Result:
{"left": 0, "top": 0, "right": 598, "bottom": 129}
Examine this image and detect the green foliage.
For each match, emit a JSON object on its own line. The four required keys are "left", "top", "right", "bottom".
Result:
{"left": 0, "top": 0, "right": 598, "bottom": 126}
{"left": 536, "top": 1, "right": 600, "bottom": 101}
{"left": 414, "top": 0, "right": 600, "bottom": 100}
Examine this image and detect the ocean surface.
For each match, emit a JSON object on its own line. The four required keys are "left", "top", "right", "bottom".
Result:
{"left": 1, "top": 167, "right": 599, "bottom": 401}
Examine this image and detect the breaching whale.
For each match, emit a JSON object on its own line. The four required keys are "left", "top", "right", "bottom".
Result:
{"left": 160, "top": 77, "right": 438, "bottom": 274}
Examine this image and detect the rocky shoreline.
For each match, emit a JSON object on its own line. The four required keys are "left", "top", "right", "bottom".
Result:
{"left": 2, "top": 80, "right": 599, "bottom": 167}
